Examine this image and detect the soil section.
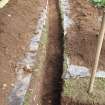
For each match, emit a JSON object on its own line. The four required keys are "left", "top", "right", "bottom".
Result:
{"left": 66, "top": 0, "right": 105, "bottom": 70}
{"left": 62, "top": 0, "right": 105, "bottom": 104}
{"left": 0, "top": 0, "right": 46, "bottom": 105}
{"left": 41, "top": 0, "right": 64, "bottom": 105}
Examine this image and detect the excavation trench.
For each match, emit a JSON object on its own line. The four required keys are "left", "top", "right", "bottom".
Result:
{"left": 3, "top": 0, "right": 105, "bottom": 105}
{"left": 42, "top": 0, "right": 64, "bottom": 105}
{"left": 39, "top": 0, "right": 105, "bottom": 105}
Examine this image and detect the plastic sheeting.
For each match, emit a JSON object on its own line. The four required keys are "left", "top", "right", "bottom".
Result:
{"left": 64, "top": 64, "right": 105, "bottom": 79}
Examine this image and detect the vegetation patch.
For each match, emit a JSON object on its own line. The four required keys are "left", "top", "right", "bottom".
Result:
{"left": 23, "top": 91, "right": 32, "bottom": 105}
{"left": 63, "top": 78, "right": 105, "bottom": 104}
{"left": 90, "top": 0, "right": 105, "bottom": 7}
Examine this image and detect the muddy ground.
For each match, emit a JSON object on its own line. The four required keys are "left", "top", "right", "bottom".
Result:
{"left": 66, "top": 0, "right": 105, "bottom": 70}
{"left": 0, "top": 0, "right": 46, "bottom": 105}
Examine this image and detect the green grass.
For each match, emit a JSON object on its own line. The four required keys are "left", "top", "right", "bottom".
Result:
{"left": 63, "top": 54, "right": 69, "bottom": 71}
{"left": 23, "top": 91, "right": 32, "bottom": 105}
{"left": 40, "top": 23, "right": 48, "bottom": 45}
{"left": 63, "top": 78, "right": 105, "bottom": 104}
{"left": 90, "top": 0, "right": 105, "bottom": 7}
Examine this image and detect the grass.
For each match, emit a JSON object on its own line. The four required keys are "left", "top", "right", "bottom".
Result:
{"left": 63, "top": 77, "right": 105, "bottom": 104}
{"left": 90, "top": 0, "right": 105, "bottom": 7}
{"left": 40, "top": 23, "right": 48, "bottom": 45}
{"left": 23, "top": 91, "right": 32, "bottom": 105}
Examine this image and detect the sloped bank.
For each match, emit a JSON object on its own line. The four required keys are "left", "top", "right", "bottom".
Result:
{"left": 59, "top": 0, "right": 105, "bottom": 105}
{"left": 0, "top": 1, "right": 46, "bottom": 105}
{"left": 8, "top": 1, "right": 48, "bottom": 105}
{"left": 25, "top": 23, "right": 48, "bottom": 105}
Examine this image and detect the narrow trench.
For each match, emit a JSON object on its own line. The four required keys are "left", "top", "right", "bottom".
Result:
{"left": 42, "top": 0, "right": 64, "bottom": 105}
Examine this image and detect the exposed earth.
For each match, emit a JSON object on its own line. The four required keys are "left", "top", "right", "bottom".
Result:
{"left": 63, "top": 0, "right": 105, "bottom": 104}
{"left": 66, "top": 0, "right": 105, "bottom": 70}
{"left": 41, "top": 0, "right": 64, "bottom": 105}
{"left": 0, "top": 0, "right": 105, "bottom": 105}
{"left": 0, "top": 0, "right": 46, "bottom": 105}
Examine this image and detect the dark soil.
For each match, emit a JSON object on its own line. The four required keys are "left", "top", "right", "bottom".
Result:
{"left": 66, "top": 0, "right": 105, "bottom": 70}
{"left": 41, "top": 0, "right": 64, "bottom": 105}
{"left": 0, "top": 0, "right": 46, "bottom": 105}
